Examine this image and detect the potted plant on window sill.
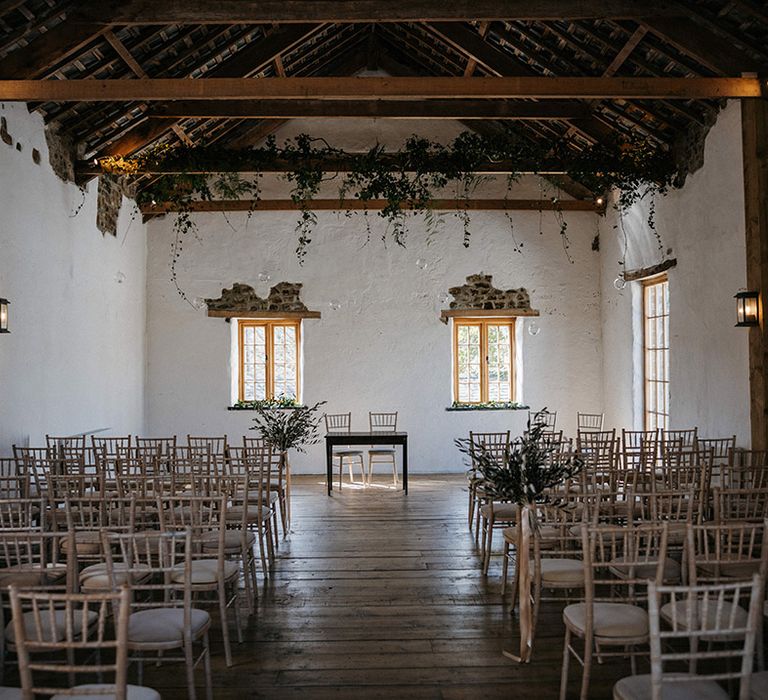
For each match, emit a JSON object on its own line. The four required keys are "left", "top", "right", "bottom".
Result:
{"left": 456, "top": 413, "right": 583, "bottom": 663}
{"left": 249, "top": 400, "right": 326, "bottom": 531}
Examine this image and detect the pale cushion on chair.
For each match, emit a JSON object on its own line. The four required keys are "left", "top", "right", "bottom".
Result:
{"left": 540, "top": 558, "right": 585, "bottom": 586}
{"left": 334, "top": 450, "right": 363, "bottom": 456}
{"left": 564, "top": 602, "right": 649, "bottom": 639}
{"left": 79, "top": 563, "right": 152, "bottom": 590}
{"left": 609, "top": 557, "right": 681, "bottom": 583}
{"left": 128, "top": 608, "right": 209, "bottom": 645}
{"left": 480, "top": 503, "right": 518, "bottom": 519}
{"left": 660, "top": 599, "right": 748, "bottom": 637}
{"left": 61, "top": 531, "right": 102, "bottom": 555}
{"left": 201, "top": 530, "right": 256, "bottom": 551}
{"left": 368, "top": 449, "right": 396, "bottom": 455}
{"left": 51, "top": 684, "right": 160, "bottom": 700}
{"left": 171, "top": 559, "right": 239, "bottom": 584}
{"left": 613, "top": 674, "right": 729, "bottom": 700}
{"left": 0, "top": 688, "right": 22, "bottom": 699}
{"left": 5, "top": 609, "right": 98, "bottom": 644}
{"left": 696, "top": 560, "right": 762, "bottom": 580}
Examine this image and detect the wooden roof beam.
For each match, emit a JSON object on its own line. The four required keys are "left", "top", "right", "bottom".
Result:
{"left": 1, "top": 76, "right": 761, "bottom": 102}
{"left": 70, "top": 1, "right": 684, "bottom": 24}
{"left": 147, "top": 99, "right": 592, "bottom": 120}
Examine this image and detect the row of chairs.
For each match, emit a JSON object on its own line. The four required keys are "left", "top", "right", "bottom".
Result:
{"left": 0, "top": 446, "right": 280, "bottom": 698}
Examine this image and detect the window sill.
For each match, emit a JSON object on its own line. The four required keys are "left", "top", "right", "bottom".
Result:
{"left": 445, "top": 404, "right": 529, "bottom": 412}
{"left": 227, "top": 404, "right": 307, "bottom": 411}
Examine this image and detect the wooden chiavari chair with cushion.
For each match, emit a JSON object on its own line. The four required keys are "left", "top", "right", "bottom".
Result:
{"left": 613, "top": 575, "right": 764, "bottom": 700}
{"left": 577, "top": 412, "right": 604, "bottom": 433}
{"left": 503, "top": 497, "right": 587, "bottom": 654}
{"left": 0, "top": 459, "right": 27, "bottom": 500}
{"left": 721, "top": 450, "right": 768, "bottom": 491}
{"left": 45, "top": 434, "right": 87, "bottom": 452}
{"left": 230, "top": 446, "right": 283, "bottom": 538}
{"left": 559, "top": 522, "right": 669, "bottom": 700}
{"left": 621, "top": 429, "right": 659, "bottom": 488}
{"left": 136, "top": 436, "right": 177, "bottom": 469}
{"left": 101, "top": 529, "right": 213, "bottom": 700}
{"left": 187, "top": 435, "right": 228, "bottom": 459}
{"left": 9, "top": 585, "right": 160, "bottom": 700}
{"left": 0, "top": 499, "right": 41, "bottom": 531}
{"left": 225, "top": 461, "right": 276, "bottom": 579}
{"left": 659, "top": 428, "right": 699, "bottom": 458}
{"left": 713, "top": 487, "right": 768, "bottom": 525}
{"left": 367, "top": 412, "right": 399, "bottom": 486}
{"left": 529, "top": 409, "right": 557, "bottom": 431}
{"left": 633, "top": 488, "right": 696, "bottom": 557}
{"left": 697, "top": 436, "right": 737, "bottom": 486}
{"left": 92, "top": 436, "right": 132, "bottom": 458}
{"left": 577, "top": 430, "right": 618, "bottom": 491}
{"left": 324, "top": 413, "right": 365, "bottom": 489}
{"left": 0, "top": 530, "right": 76, "bottom": 683}
{"left": 157, "top": 495, "right": 242, "bottom": 667}
{"left": 466, "top": 431, "right": 510, "bottom": 534}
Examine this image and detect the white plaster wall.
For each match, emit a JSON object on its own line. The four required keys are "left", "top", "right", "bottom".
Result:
{"left": 0, "top": 103, "right": 147, "bottom": 454}
{"left": 145, "top": 119, "right": 604, "bottom": 473}
{"left": 600, "top": 101, "right": 750, "bottom": 444}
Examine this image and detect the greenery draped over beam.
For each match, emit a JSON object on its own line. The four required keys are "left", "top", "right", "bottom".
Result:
{"left": 99, "top": 131, "right": 677, "bottom": 304}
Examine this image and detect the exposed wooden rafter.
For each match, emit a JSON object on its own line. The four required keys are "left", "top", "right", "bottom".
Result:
{"left": 68, "top": 1, "right": 685, "bottom": 25}
{"left": 140, "top": 198, "right": 604, "bottom": 215}
{"left": 147, "top": 99, "right": 591, "bottom": 120}
{"left": 1, "top": 76, "right": 761, "bottom": 102}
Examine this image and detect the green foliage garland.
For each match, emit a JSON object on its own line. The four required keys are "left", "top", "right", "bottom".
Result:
{"left": 102, "top": 131, "right": 677, "bottom": 304}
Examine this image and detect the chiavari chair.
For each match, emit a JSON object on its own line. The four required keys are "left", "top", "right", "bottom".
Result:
{"left": 367, "top": 411, "right": 399, "bottom": 486}
{"left": 8, "top": 585, "right": 160, "bottom": 700}
{"left": 323, "top": 414, "right": 365, "bottom": 489}
{"left": 697, "top": 436, "right": 737, "bottom": 486}
{"left": 0, "top": 471, "right": 29, "bottom": 500}
{"left": 721, "top": 449, "right": 768, "bottom": 491}
{"left": 101, "top": 529, "right": 213, "bottom": 700}
{"left": 577, "top": 430, "right": 619, "bottom": 491}
{"left": 91, "top": 436, "right": 132, "bottom": 459}
{"left": 713, "top": 487, "right": 768, "bottom": 525}
{"left": 466, "top": 431, "right": 510, "bottom": 535}
{"left": 559, "top": 522, "right": 669, "bottom": 700}
{"left": 613, "top": 575, "right": 764, "bottom": 700}
{"left": 529, "top": 409, "right": 557, "bottom": 430}
{"left": 0, "top": 498, "right": 42, "bottom": 531}
{"left": 577, "top": 412, "right": 604, "bottom": 433}
{"left": 156, "top": 495, "right": 242, "bottom": 667}
{"left": 187, "top": 435, "right": 228, "bottom": 459}
{"left": 621, "top": 429, "right": 659, "bottom": 487}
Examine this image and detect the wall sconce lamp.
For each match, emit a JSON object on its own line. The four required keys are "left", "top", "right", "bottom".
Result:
{"left": 0, "top": 298, "right": 9, "bottom": 333}
{"left": 735, "top": 290, "right": 760, "bottom": 327}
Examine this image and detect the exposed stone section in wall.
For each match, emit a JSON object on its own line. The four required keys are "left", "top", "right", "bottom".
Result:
{"left": 206, "top": 282, "right": 309, "bottom": 312}
{"left": 44, "top": 123, "right": 77, "bottom": 182}
{"left": 96, "top": 174, "right": 137, "bottom": 237}
{"left": 448, "top": 274, "right": 531, "bottom": 311}
{"left": 671, "top": 105, "right": 721, "bottom": 187}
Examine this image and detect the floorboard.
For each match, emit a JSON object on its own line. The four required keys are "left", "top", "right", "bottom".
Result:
{"left": 128, "top": 476, "right": 629, "bottom": 697}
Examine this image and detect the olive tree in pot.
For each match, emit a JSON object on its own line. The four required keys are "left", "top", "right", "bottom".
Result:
{"left": 249, "top": 400, "right": 326, "bottom": 531}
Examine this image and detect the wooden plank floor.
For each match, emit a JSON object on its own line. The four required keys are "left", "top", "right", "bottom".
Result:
{"left": 140, "top": 475, "right": 623, "bottom": 699}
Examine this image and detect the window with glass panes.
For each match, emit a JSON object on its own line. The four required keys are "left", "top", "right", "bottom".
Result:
{"left": 453, "top": 319, "right": 514, "bottom": 404}
{"left": 238, "top": 320, "right": 300, "bottom": 402}
{"left": 643, "top": 276, "right": 669, "bottom": 431}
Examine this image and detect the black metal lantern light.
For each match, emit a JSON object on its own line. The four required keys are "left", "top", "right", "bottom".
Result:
{"left": 735, "top": 290, "right": 760, "bottom": 327}
{"left": 0, "top": 298, "right": 8, "bottom": 333}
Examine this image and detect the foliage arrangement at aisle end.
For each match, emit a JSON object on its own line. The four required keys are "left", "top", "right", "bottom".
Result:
{"left": 249, "top": 400, "right": 326, "bottom": 453}
{"left": 456, "top": 412, "right": 584, "bottom": 505}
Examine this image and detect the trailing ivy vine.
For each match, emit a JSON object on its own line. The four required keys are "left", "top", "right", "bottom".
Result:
{"left": 101, "top": 131, "right": 678, "bottom": 304}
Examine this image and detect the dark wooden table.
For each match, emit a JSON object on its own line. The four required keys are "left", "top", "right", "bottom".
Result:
{"left": 325, "top": 431, "right": 408, "bottom": 495}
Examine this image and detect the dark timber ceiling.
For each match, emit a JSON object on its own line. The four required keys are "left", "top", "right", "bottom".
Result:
{"left": 1, "top": 0, "right": 767, "bottom": 191}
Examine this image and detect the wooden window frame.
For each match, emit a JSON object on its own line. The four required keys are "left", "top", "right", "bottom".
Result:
{"left": 238, "top": 319, "right": 301, "bottom": 402}
{"left": 452, "top": 318, "right": 515, "bottom": 404}
{"left": 642, "top": 274, "right": 669, "bottom": 431}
